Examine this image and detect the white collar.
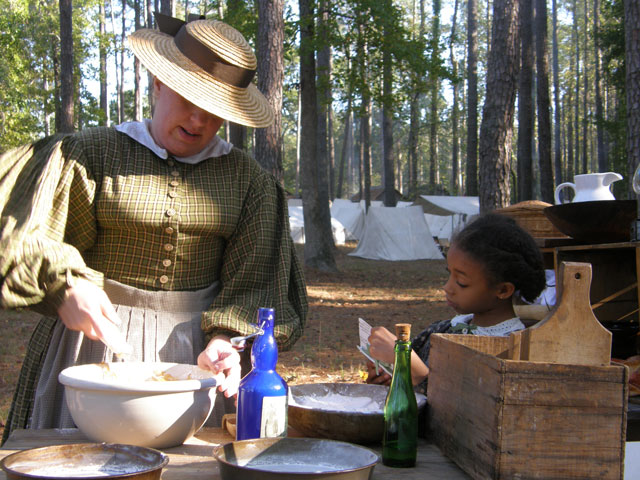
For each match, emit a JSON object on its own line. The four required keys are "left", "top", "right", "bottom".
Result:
{"left": 115, "top": 120, "right": 233, "bottom": 164}
{"left": 450, "top": 314, "right": 525, "bottom": 337}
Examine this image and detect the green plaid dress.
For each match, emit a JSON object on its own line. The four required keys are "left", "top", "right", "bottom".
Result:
{"left": 0, "top": 127, "right": 307, "bottom": 443}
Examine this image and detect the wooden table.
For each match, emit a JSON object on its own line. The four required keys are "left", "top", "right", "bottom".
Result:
{"left": 0, "top": 428, "right": 469, "bottom": 479}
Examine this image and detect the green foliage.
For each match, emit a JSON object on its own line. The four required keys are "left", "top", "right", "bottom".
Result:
{"left": 599, "top": 0, "right": 625, "bottom": 90}
{"left": 224, "top": 0, "right": 258, "bottom": 45}
{"left": 0, "top": 0, "right": 102, "bottom": 152}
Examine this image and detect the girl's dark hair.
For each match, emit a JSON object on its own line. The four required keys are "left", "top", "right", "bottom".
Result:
{"left": 450, "top": 213, "right": 546, "bottom": 302}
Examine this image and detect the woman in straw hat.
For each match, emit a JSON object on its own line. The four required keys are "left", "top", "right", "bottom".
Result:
{"left": 0, "top": 13, "right": 307, "bottom": 443}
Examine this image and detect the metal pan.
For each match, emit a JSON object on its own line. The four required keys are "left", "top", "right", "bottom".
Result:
{"left": 0, "top": 443, "right": 168, "bottom": 480}
{"left": 213, "top": 437, "right": 378, "bottom": 480}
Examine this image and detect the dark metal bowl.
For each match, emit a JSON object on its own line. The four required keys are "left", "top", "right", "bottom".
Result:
{"left": 213, "top": 437, "right": 378, "bottom": 480}
{"left": 288, "top": 383, "right": 427, "bottom": 445}
{"left": 0, "top": 443, "right": 168, "bottom": 480}
{"left": 543, "top": 200, "right": 637, "bottom": 243}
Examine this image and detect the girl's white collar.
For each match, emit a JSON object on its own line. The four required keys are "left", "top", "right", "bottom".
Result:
{"left": 450, "top": 314, "right": 525, "bottom": 336}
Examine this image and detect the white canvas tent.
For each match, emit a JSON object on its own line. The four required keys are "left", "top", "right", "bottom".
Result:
{"left": 288, "top": 205, "right": 306, "bottom": 244}
{"left": 330, "top": 199, "right": 366, "bottom": 241}
{"left": 414, "top": 195, "right": 479, "bottom": 216}
{"left": 413, "top": 195, "right": 480, "bottom": 242}
{"left": 288, "top": 205, "right": 347, "bottom": 245}
{"left": 349, "top": 206, "right": 444, "bottom": 261}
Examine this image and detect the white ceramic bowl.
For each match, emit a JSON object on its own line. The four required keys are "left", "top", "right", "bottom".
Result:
{"left": 59, "top": 362, "right": 219, "bottom": 449}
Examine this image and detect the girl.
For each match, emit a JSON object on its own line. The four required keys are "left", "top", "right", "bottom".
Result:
{"left": 366, "top": 213, "right": 546, "bottom": 392}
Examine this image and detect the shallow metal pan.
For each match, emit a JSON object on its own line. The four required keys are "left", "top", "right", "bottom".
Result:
{"left": 213, "top": 437, "right": 378, "bottom": 480}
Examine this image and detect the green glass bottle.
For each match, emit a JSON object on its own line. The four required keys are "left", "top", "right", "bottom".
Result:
{"left": 382, "top": 323, "right": 418, "bottom": 468}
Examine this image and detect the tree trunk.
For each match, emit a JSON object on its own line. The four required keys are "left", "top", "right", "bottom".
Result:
{"left": 582, "top": 0, "right": 588, "bottom": 174}
{"left": 295, "top": 88, "right": 301, "bottom": 195}
{"left": 573, "top": 0, "right": 580, "bottom": 177}
{"left": 99, "top": 2, "right": 109, "bottom": 126}
{"left": 517, "top": 0, "right": 534, "bottom": 201}
{"left": 336, "top": 101, "right": 352, "bottom": 199}
{"left": 428, "top": 0, "right": 441, "bottom": 189}
{"left": 450, "top": 0, "right": 461, "bottom": 195}
{"left": 59, "top": 0, "right": 74, "bottom": 132}
{"left": 134, "top": 0, "right": 143, "bottom": 121}
{"left": 594, "top": 0, "right": 607, "bottom": 172}
{"left": 160, "top": 0, "right": 171, "bottom": 15}
{"left": 255, "top": 0, "right": 284, "bottom": 181}
{"left": 318, "top": 0, "right": 335, "bottom": 200}
{"left": 536, "top": 0, "right": 554, "bottom": 202}
{"left": 44, "top": 73, "right": 52, "bottom": 136}
{"left": 382, "top": 0, "right": 395, "bottom": 207}
{"left": 361, "top": 98, "right": 372, "bottom": 211}
{"left": 328, "top": 89, "right": 336, "bottom": 200}
{"left": 299, "top": 0, "right": 337, "bottom": 271}
{"left": 407, "top": 91, "right": 420, "bottom": 199}
{"left": 466, "top": 0, "right": 479, "bottom": 195}
{"left": 146, "top": 0, "right": 154, "bottom": 113}
{"left": 358, "top": 116, "right": 364, "bottom": 203}
{"left": 120, "top": 0, "right": 126, "bottom": 123}
{"left": 552, "top": 0, "right": 563, "bottom": 185}
{"left": 316, "top": 0, "right": 331, "bottom": 195}
{"left": 478, "top": 0, "right": 519, "bottom": 212}
{"left": 625, "top": 0, "right": 640, "bottom": 195}
{"left": 567, "top": 87, "right": 575, "bottom": 182}
{"left": 108, "top": 0, "right": 121, "bottom": 123}
{"left": 230, "top": 123, "right": 247, "bottom": 151}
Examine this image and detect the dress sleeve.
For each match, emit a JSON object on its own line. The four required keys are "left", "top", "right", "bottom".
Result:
{"left": 201, "top": 168, "right": 308, "bottom": 351}
{"left": 0, "top": 135, "right": 103, "bottom": 316}
{"left": 410, "top": 318, "right": 454, "bottom": 394}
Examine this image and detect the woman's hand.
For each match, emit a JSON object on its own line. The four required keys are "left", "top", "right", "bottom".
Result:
{"left": 198, "top": 335, "right": 241, "bottom": 398}
{"left": 57, "top": 278, "right": 132, "bottom": 355}
{"left": 365, "top": 360, "right": 391, "bottom": 385}
{"left": 368, "top": 326, "right": 397, "bottom": 364}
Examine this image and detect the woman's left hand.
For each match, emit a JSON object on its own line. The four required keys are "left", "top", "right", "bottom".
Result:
{"left": 198, "top": 335, "right": 241, "bottom": 398}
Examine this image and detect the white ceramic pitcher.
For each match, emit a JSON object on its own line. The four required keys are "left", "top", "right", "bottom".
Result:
{"left": 554, "top": 172, "right": 623, "bottom": 204}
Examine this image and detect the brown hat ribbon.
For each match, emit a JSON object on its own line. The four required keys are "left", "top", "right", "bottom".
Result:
{"left": 154, "top": 12, "right": 256, "bottom": 88}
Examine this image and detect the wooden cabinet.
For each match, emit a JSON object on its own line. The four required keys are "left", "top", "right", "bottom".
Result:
{"left": 547, "top": 242, "right": 639, "bottom": 359}
{"left": 551, "top": 242, "right": 639, "bottom": 326}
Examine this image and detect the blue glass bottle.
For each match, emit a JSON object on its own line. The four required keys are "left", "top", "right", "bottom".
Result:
{"left": 236, "top": 308, "right": 288, "bottom": 440}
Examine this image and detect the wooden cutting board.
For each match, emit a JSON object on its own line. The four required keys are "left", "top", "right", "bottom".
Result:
{"left": 509, "top": 261, "right": 612, "bottom": 365}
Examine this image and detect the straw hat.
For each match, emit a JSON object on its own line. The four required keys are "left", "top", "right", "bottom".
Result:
{"left": 128, "top": 13, "right": 274, "bottom": 128}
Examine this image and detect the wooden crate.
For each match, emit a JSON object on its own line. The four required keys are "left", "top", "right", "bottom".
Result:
{"left": 427, "top": 334, "right": 628, "bottom": 480}
{"left": 495, "top": 200, "right": 567, "bottom": 238}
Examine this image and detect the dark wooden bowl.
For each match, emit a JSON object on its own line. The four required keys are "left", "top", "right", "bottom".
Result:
{"left": 287, "top": 383, "right": 426, "bottom": 445}
{"left": 543, "top": 200, "right": 637, "bottom": 243}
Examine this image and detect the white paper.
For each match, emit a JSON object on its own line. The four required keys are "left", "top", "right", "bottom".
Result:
{"left": 357, "top": 318, "right": 393, "bottom": 375}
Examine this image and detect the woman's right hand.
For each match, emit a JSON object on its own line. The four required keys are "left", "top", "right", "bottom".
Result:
{"left": 57, "top": 278, "right": 132, "bottom": 355}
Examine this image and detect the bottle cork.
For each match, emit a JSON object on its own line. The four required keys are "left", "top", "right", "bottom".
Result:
{"left": 395, "top": 323, "right": 411, "bottom": 342}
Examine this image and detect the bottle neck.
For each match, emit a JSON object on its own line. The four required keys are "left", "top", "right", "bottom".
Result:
{"left": 393, "top": 340, "right": 412, "bottom": 377}
{"left": 251, "top": 309, "right": 277, "bottom": 370}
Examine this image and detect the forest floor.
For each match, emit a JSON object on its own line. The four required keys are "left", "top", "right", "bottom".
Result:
{"left": 0, "top": 243, "right": 450, "bottom": 439}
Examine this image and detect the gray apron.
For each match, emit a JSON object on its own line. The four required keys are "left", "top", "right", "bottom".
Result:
{"left": 29, "top": 278, "right": 227, "bottom": 430}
